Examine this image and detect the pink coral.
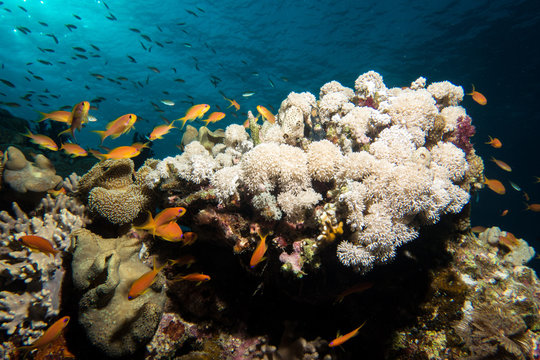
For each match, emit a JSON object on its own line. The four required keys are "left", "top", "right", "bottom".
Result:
{"left": 452, "top": 115, "right": 475, "bottom": 155}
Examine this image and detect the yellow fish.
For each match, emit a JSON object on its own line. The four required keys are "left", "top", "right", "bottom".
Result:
{"left": 128, "top": 257, "right": 167, "bottom": 300}
{"left": 149, "top": 120, "right": 177, "bottom": 140}
{"left": 23, "top": 130, "right": 58, "bottom": 151}
{"left": 89, "top": 145, "right": 141, "bottom": 160}
{"left": 60, "top": 143, "right": 87, "bottom": 157}
{"left": 92, "top": 113, "right": 137, "bottom": 143}
{"left": 250, "top": 231, "right": 268, "bottom": 268}
{"left": 16, "top": 316, "right": 70, "bottom": 352}
{"left": 256, "top": 105, "right": 275, "bottom": 124}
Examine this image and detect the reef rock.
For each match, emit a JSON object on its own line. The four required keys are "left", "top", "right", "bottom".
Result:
{"left": 2, "top": 146, "right": 62, "bottom": 194}
{"left": 71, "top": 228, "right": 166, "bottom": 357}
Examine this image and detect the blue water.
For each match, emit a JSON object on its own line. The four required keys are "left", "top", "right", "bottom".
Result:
{"left": 0, "top": 0, "right": 539, "bottom": 252}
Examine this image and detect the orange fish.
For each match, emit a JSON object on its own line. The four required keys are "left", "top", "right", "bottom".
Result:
{"left": 500, "top": 209, "right": 508, "bottom": 216}
{"left": 490, "top": 157, "right": 512, "bottom": 172}
{"left": 250, "top": 231, "right": 269, "bottom": 268}
{"left": 154, "top": 207, "right": 187, "bottom": 227}
{"left": 176, "top": 104, "right": 210, "bottom": 128}
{"left": 135, "top": 208, "right": 186, "bottom": 236}
{"left": 328, "top": 321, "right": 366, "bottom": 347}
{"left": 256, "top": 105, "right": 275, "bottom": 124}
{"left": 38, "top": 110, "right": 72, "bottom": 123}
{"left": 23, "top": 130, "right": 58, "bottom": 151}
{"left": 499, "top": 232, "right": 519, "bottom": 247}
{"left": 60, "top": 143, "right": 87, "bottom": 157}
{"left": 182, "top": 232, "right": 197, "bottom": 246}
{"left": 89, "top": 145, "right": 141, "bottom": 160}
{"left": 524, "top": 203, "right": 540, "bottom": 212}
{"left": 19, "top": 235, "right": 59, "bottom": 256}
{"left": 485, "top": 136, "right": 502, "bottom": 148}
{"left": 48, "top": 187, "right": 67, "bottom": 197}
{"left": 169, "top": 255, "right": 196, "bottom": 268}
{"left": 467, "top": 84, "right": 487, "bottom": 105}
{"left": 175, "top": 273, "right": 210, "bottom": 283}
{"left": 128, "top": 257, "right": 167, "bottom": 300}
{"left": 131, "top": 142, "right": 149, "bottom": 151}
{"left": 484, "top": 178, "right": 506, "bottom": 195}
{"left": 201, "top": 112, "right": 225, "bottom": 126}
{"left": 471, "top": 226, "right": 487, "bottom": 233}
{"left": 523, "top": 192, "right": 530, "bottom": 201}
{"left": 16, "top": 316, "right": 70, "bottom": 352}
{"left": 335, "top": 282, "right": 373, "bottom": 303}
{"left": 92, "top": 113, "right": 137, "bottom": 143}
{"left": 149, "top": 120, "right": 177, "bottom": 140}
{"left": 155, "top": 221, "right": 184, "bottom": 242}
{"left": 58, "top": 101, "right": 90, "bottom": 139}
{"left": 223, "top": 96, "right": 240, "bottom": 110}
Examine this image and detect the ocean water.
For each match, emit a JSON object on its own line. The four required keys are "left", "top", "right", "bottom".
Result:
{"left": 1, "top": 1, "right": 539, "bottom": 264}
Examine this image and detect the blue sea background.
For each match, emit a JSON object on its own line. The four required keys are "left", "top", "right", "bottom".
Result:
{"left": 0, "top": 0, "right": 538, "bottom": 262}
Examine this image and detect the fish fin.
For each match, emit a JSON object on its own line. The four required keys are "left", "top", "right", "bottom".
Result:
{"left": 178, "top": 117, "right": 189, "bottom": 129}
{"left": 467, "top": 84, "right": 476, "bottom": 96}
{"left": 91, "top": 130, "right": 107, "bottom": 143}
{"left": 37, "top": 111, "right": 50, "bottom": 122}
{"left": 58, "top": 128, "right": 72, "bottom": 137}
{"left": 89, "top": 149, "right": 106, "bottom": 161}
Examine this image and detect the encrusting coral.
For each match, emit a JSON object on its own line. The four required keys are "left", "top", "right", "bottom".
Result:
{"left": 144, "top": 71, "right": 483, "bottom": 274}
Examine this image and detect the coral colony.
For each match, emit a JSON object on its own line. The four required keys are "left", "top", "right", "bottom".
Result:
{"left": 1, "top": 71, "right": 539, "bottom": 359}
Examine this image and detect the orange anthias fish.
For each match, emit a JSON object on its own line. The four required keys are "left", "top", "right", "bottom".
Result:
{"left": 328, "top": 321, "right": 366, "bottom": 347}
{"left": 128, "top": 257, "right": 167, "bottom": 300}
{"left": 484, "top": 178, "right": 506, "bottom": 194}
{"left": 175, "top": 273, "right": 211, "bottom": 283}
{"left": 250, "top": 231, "right": 269, "bottom": 268}
{"left": 525, "top": 203, "right": 540, "bottom": 212}
{"left": 467, "top": 84, "right": 487, "bottom": 105}
{"left": 92, "top": 113, "right": 137, "bottom": 143}
{"left": 490, "top": 157, "right": 512, "bottom": 172}
{"left": 155, "top": 221, "right": 184, "bottom": 242}
{"left": 176, "top": 104, "right": 210, "bottom": 128}
{"left": 182, "top": 232, "right": 197, "bottom": 246}
{"left": 501, "top": 209, "right": 509, "bottom": 216}
{"left": 89, "top": 145, "right": 141, "bottom": 160}
{"left": 485, "top": 136, "right": 502, "bottom": 148}
{"left": 23, "top": 130, "right": 58, "bottom": 151}
{"left": 335, "top": 282, "right": 373, "bottom": 303}
{"left": 224, "top": 96, "right": 240, "bottom": 110}
{"left": 48, "top": 187, "right": 66, "bottom": 197}
{"left": 169, "top": 255, "right": 196, "bottom": 268}
{"left": 471, "top": 226, "right": 487, "bottom": 233}
{"left": 135, "top": 207, "right": 186, "bottom": 235}
{"left": 38, "top": 110, "right": 72, "bottom": 123}
{"left": 201, "top": 112, "right": 226, "bottom": 126}
{"left": 16, "top": 316, "right": 70, "bottom": 352}
{"left": 149, "top": 120, "right": 177, "bottom": 140}
{"left": 60, "top": 143, "right": 87, "bottom": 157}
{"left": 58, "top": 101, "right": 90, "bottom": 139}
{"left": 19, "top": 235, "right": 60, "bottom": 256}
{"left": 499, "top": 232, "right": 519, "bottom": 248}
{"left": 256, "top": 105, "right": 275, "bottom": 124}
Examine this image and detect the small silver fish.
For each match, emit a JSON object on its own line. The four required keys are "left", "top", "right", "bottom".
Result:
{"left": 160, "top": 99, "right": 175, "bottom": 106}
{"left": 242, "top": 91, "right": 255, "bottom": 97}
{"left": 509, "top": 181, "right": 521, "bottom": 191}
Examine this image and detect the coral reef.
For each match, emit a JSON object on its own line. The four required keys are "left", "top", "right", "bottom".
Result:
{"left": 71, "top": 228, "right": 166, "bottom": 357}
{"left": 145, "top": 71, "right": 481, "bottom": 274}
{"left": 0, "top": 191, "right": 88, "bottom": 348}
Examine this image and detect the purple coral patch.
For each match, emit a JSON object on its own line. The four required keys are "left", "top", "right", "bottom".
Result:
{"left": 452, "top": 115, "right": 475, "bottom": 155}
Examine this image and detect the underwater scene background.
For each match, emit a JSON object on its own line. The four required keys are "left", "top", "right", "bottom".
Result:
{"left": 0, "top": 0, "right": 539, "bottom": 359}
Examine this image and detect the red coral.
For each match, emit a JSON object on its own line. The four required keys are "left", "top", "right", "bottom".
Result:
{"left": 452, "top": 115, "right": 475, "bottom": 155}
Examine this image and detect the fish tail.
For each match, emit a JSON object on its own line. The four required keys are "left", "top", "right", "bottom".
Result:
{"left": 37, "top": 111, "right": 50, "bottom": 122}
{"left": 58, "top": 128, "right": 71, "bottom": 137}
{"left": 91, "top": 130, "right": 107, "bottom": 143}
{"left": 202, "top": 119, "right": 212, "bottom": 127}
{"left": 134, "top": 211, "right": 156, "bottom": 233}
{"left": 178, "top": 117, "right": 189, "bottom": 129}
